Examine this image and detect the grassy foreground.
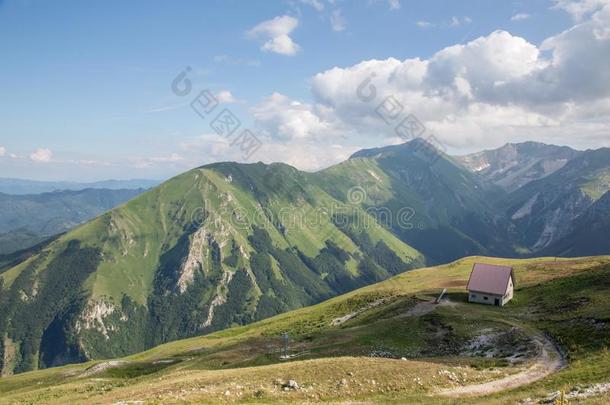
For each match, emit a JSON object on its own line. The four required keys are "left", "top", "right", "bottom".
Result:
{"left": 1, "top": 255, "right": 610, "bottom": 404}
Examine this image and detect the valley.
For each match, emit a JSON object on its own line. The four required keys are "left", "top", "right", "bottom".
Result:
{"left": 0, "top": 188, "right": 149, "bottom": 254}
{"left": 4, "top": 2, "right": 610, "bottom": 402}
{"left": 1, "top": 140, "right": 610, "bottom": 379}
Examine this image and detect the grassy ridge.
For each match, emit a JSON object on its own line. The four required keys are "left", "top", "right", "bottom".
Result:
{"left": 1, "top": 255, "right": 609, "bottom": 403}
{"left": 0, "top": 163, "right": 424, "bottom": 374}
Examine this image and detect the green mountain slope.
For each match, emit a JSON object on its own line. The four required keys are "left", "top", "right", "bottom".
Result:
{"left": 543, "top": 191, "right": 610, "bottom": 256}
{"left": 1, "top": 255, "right": 609, "bottom": 404}
{"left": 0, "top": 188, "right": 147, "bottom": 254}
{"left": 321, "top": 139, "right": 511, "bottom": 263}
{"left": 503, "top": 148, "right": 610, "bottom": 253}
{"left": 457, "top": 142, "right": 580, "bottom": 192}
{"left": 2, "top": 140, "right": 609, "bottom": 378}
{"left": 0, "top": 162, "right": 424, "bottom": 375}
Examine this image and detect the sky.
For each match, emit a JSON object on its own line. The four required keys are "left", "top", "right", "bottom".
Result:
{"left": 1, "top": 0, "right": 610, "bottom": 182}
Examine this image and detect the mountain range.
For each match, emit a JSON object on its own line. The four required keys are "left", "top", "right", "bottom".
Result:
{"left": 0, "top": 178, "right": 159, "bottom": 195}
{"left": 0, "top": 188, "right": 148, "bottom": 255}
{"left": 1, "top": 139, "right": 609, "bottom": 376}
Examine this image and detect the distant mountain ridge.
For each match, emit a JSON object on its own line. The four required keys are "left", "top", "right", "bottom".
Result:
{"left": 0, "top": 188, "right": 147, "bottom": 254}
{"left": 0, "top": 178, "right": 159, "bottom": 195}
{"left": 1, "top": 138, "right": 610, "bottom": 376}
{"left": 502, "top": 147, "right": 610, "bottom": 253}
{"left": 542, "top": 190, "right": 610, "bottom": 256}
{"left": 345, "top": 139, "right": 510, "bottom": 263}
{"left": 456, "top": 141, "right": 582, "bottom": 192}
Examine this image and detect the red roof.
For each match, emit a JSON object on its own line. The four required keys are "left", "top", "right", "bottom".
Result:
{"left": 467, "top": 263, "right": 514, "bottom": 295}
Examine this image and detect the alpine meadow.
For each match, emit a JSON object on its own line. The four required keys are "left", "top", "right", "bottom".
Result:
{"left": 2, "top": 0, "right": 610, "bottom": 403}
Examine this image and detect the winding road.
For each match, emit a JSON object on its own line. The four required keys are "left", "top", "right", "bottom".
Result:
{"left": 438, "top": 333, "right": 566, "bottom": 397}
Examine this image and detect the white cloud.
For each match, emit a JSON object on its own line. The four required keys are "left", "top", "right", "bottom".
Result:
{"left": 0, "top": 146, "right": 5, "bottom": 157}
{"left": 232, "top": 4, "right": 610, "bottom": 171}
{"left": 247, "top": 15, "right": 300, "bottom": 56}
{"left": 216, "top": 90, "right": 242, "bottom": 104}
{"left": 275, "top": 5, "right": 610, "bottom": 152}
{"left": 388, "top": 0, "right": 401, "bottom": 10}
{"left": 451, "top": 16, "right": 472, "bottom": 27}
{"left": 179, "top": 132, "right": 357, "bottom": 172}
{"left": 330, "top": 9, "right": 346, "bottom": 31}
{"left": 416, "top": 20, "right": 434, "bottom": 28}
{"left": 255, "top": 142, "right": 356, "bottom": 171}
{"left": 251, "top": 92, "right": 345, "bottom": 141}
{"left": 552, "top": 0, "right": 610, "bottom": 21}
{"left": 30, "top": 148, "right": 53, "bottom": 163}
{"left": 511, "top": 13, "right": 531, "bottom": 21}
{"left": 300, "top": 0, "right": 324, "bottom": 12}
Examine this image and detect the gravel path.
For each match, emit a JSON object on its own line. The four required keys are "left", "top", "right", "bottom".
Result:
{"left": 437, "top": 333, "right": 566, "bottom": 397}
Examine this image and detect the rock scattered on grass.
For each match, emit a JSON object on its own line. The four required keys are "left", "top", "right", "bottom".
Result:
{"left": 540, "top": 382, "right": 610, "bottom": 403}
{"left": 281, "top": 380, "right": 299, "bottom": 390}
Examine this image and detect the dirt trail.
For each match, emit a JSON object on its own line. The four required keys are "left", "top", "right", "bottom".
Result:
{"left": 331, "top": 296, "right": 451, "bottom": 326}
{"left": 79, "top": 360, "right": 126, "bottom": 378}
{"left": 330, "top": 298, "right": 389, "bottom": 326}
{"left": 401, "top": 298, "right": 456, "bottom": 318}
{"left": 437, "top": 333, "right": 566, "bottom": 397}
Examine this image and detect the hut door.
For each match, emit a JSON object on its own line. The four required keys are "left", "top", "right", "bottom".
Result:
{"left": 494, "top": 298, "right": 500, "bottom": 306}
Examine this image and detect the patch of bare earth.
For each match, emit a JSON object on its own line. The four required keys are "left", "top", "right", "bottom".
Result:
{"left": 330, "top": 298, "right": 390, "bottom": 326}
{"left": 79, "top": 361, "right": 127, "bottom": 378}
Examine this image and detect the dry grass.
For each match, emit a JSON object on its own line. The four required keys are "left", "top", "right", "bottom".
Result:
{"left": 2, "top": 255, "right": 610, "bottom": 404}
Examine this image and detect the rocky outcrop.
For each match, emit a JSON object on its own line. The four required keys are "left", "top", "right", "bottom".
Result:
{"left": 75, "top": 300, "right": 121, "bottom": 340}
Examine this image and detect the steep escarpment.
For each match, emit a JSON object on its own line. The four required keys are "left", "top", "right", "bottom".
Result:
{"left": 503, "top": 148, "right": 610, "bottom": 253}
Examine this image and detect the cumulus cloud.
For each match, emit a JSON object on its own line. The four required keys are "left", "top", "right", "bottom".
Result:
{"left": 247, "top": 4, "right": 610, "bottom": 156}
{"left": 179, "top": 132, "right": 356, "bottom": 172}
{"left": 247, "top": 15, "right": 300, "bottom": 56}
{"left": 30, "top": 148, "right": 53, "bottom": 163}
{"left": 511, "top": 13, "right": 531, "bottom": 21}
{"left": 226, "top": 3, "right": 610, "bottom": 172}
{"left": 251, "top": 92, "right": 346, "bottom": 140}
{"left": 216, "top": 90, "right": 242, "bottom": 104}
{"left": 0, "top": 146, "right": 5, "bottom": 157}
{"left": 330, "top": 10, "right": 346, "bottom": 31}
{"left": 552, "top": 0, "right": 610, "bottom": 21}
{"left": 255, "top": 142, "right": 356, "bottom": 171}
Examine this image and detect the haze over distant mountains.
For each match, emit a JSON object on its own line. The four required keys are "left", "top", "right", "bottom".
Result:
{"left": 457, "top": 142, "right": 582, "bottom": 192}
{"left": 0, "top": 178, "right": 159, "bottom": 195}
{"left": 0, "top": 188, "right": 148, "bottom": 254}
{"left": 1, "top": 139, "right": 609, "bottom": 375}
{"left": 0, "top": 179, "right": 157, "bottom": 255}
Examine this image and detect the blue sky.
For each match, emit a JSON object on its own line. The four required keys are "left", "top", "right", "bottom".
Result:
{"left": 1, "top": 0, "right": 609, "bottom": 181}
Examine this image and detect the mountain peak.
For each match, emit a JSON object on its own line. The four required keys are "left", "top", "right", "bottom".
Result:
{"left": 457, "top": 141, "right": 582, "bottom": 191}
{"left": 349, "top": 138, "right": 443, "bottom": 160}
